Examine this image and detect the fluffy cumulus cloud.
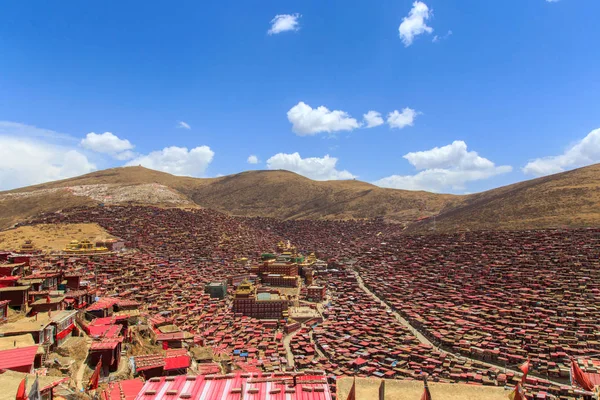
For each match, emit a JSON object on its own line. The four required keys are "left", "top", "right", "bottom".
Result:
{"left": 0, "top": 130, "right": 96, "bottom": 190}
{"left": 363, "top": 111, "right": 384, "bottom": 128}
{"left": 247, "top": 155, "right": 259, "bottom": 164}
{"left": 266, "top": 152, "right": 356, "bottom": 180}
{"left": 287, "top": 102, "right": 360, "bottom": 135}
{"left": 80, "top": 132, "right": 135, "bottom": 159}
{"left": 177, "top": 121, "right": 191, "bottom": 130}
{"left": 387, "top": 108, "right": 418, "bottom": 129}
{"left": 522, "top": 128, "right": 600, "bottom": 177}
{"left": 399, "top": 1, "right": 434, "bottom": 47}
{"left": 374, "top": 140, "right": 512, "bottom": 192}
{"left": 126, "top": 146, "right": 214, "bottom": 177}
{"left": 268, "top": 14, "right": 301, "bottom": 35}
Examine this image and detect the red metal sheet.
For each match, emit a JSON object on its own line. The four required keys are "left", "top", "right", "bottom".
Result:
{"left": 134, "top": 373, "right": 332, "bottom": 400}
{"left": 0, "top": 345, "right": 38, "bottom": 372}
{"left": 163, "top": 355, "right": 190, "bottom": 371}
{"left": 56, "top": 322, "right": 75, "bottom": 340}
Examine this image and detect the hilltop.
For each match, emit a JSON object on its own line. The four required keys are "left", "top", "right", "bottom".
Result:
{"left": 2, "top": 164, "right": 600, "bottom": 232}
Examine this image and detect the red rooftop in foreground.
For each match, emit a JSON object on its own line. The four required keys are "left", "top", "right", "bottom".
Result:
{"left": 135, "top": 372, "right": 332, "bottom": 400}
{"left": 0, "top": 345, "right": 39, "bottom": 373}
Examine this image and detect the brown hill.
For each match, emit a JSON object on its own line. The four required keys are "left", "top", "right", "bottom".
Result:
{"left": 3, "top": 164, "right": 600, "bottom": 232}
{"left": 410, "top": 163, "right": 600, "bottom": 232}
{"left": 0, "top": 166, "right": 458, "bottom": 229}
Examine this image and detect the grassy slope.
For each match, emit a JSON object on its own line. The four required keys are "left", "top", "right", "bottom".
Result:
{"left": 410, "top": 163, "right": 600, "bottom": 232}
{"left": 0, "top": 167, "right": 459, "bottom": 229}
{"left": 3, "top": 163, "right": 600, "bottom": 232}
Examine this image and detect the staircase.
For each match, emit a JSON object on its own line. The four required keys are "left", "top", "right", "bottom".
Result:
{"left": 40, "top": 342, "right": 51, "bottom": 366}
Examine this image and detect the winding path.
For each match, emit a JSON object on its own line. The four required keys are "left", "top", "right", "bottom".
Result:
{"left": 351, "top": 269, "right": 571, "bottom": 389}
{"left": 75, "top": 337, "right": 92, "bottom": 390}
{"left": 283, "top": 330, "right": 299, "bottom": 369}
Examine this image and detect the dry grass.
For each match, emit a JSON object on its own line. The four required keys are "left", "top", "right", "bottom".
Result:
{"left": 336, "top": 377, "right": 509, "bottom": 400}
{"left": 0, "top": 223, "right": 114, "bottom": 252}
{"left": 0, "top": 166, "right": 460, "bottom": 229}
{"left": 0, "top": 189, "right": 95, "bottom": 230}
{"left": 410, "top": 163, "right": 600, "bottom": 233}
{"left": 2, "top": 163, "right": 600, "bottom": 232}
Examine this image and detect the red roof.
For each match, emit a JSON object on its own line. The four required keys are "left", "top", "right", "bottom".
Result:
{"left": 91, "top": 338, "right": 123, "bottom": 350}
{"left": 135, "top": 373, "right": 332, "bottom": 400}
{"left": 90, "top": 317, "right": 119, "bottom": 326}
{"left": 0, "top": 276, "right": 20, "bottom": 288}
{"left": 0, "top": 346, "right": 38, "bottom": 372}
{"left": 156, "top": 332, "right": 189, "bottom": 341}
{"left": 133, "top": 355, "right": 165, "bottom": 372}
{"left": 164, "top": 355, "right": 190, "bottom": 370}
{"left": 87, "top": 297, "right": 119, "bottom": 311}
{"left": 102, "top": 379, "right": 145, "bottom": 400}
{"left": 89, "top": 324, "right": 123, "bottom": 338}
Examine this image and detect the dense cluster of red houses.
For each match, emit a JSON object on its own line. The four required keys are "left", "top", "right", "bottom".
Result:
{"left": 1, "top": 206, "right": 598, "bottom": 399}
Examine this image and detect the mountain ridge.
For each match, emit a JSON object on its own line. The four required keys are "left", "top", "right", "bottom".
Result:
{"left": 2, "top": 164, "right": 600, "bottom": 232}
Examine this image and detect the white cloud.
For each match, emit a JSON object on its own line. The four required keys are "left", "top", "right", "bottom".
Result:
{"left": 287, "top": 101, "right": 361, "bottom": 136}
{"left": 546, "top": 0, "right": 560, "bottom": 3}
{"left": 177, "top": 121, "right": 191, "bottom": 130}
{"left": 0, "top": 121, "right": 76, "bottom": 142}
{"left": 266, "top": 152, "right": 356, "bottom": 180}
{"left": 522, "top": 128, "right": 600, "bottom": 177}
{"left": 126, "top": 146, "right": 214, "bottom": 177}
{"left": 81, "top": 132, "right": 135, "bottom": 160}
{"left": 363, "top": 111, "right": 384, "bottom": 128}
{"left": 247, "top": 155, "right": 259, "bottom": 164}
{"left": 374, "top": 140, "right": 512, "bottom": 192}
{"left": 114, "top": 150, "right": 137, "bottom": 161}
{"left": 404, "top": 140, "right": 495, "bottom": 170}
{"left": 268, "top": 14, "right": 301, "bottom": 35}
{"left": 433, "top": 30, "right": 452, "bottom": 43}
{"left": 0, "top": 135, "right": 96, "bottom": 190}
{"left": 399, "top": 1, "right": 434, "bottom": 47}
{"left": 387, "top": 108, "right": 418, "bottom": 129}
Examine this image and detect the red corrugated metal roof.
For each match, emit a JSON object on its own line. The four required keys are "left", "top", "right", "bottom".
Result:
{"left": 134, "top": 355, "right": 165, "bottom": 372}
{"left": 89, "top": 324, "right": 123, "bottom": 338}
{"left": 0, "top": 345, "right": 38, "bottom": 371}
{"left": 91, "top": 338, "right": 123, "bottom": 350}
{"left": 103, "top": 379, "right": 145, "bottom": 400}
{"left": 134, "top": 373, "right": 332, "bottom": 400}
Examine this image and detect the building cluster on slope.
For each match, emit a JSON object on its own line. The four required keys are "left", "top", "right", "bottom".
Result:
{"left": 0, "top": 206, "right": 598, "bottom": 399}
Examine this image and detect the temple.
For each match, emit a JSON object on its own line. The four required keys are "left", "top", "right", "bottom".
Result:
{"left": 232, "top": 280, "right": 289, "bottom": 319}
{"left": 63, "top": 239, "right": 109, "bottom": 254}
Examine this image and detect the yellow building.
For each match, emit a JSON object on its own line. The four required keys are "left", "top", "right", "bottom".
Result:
{"left": 63, "top": 239, "right": 109, "bottom": 254}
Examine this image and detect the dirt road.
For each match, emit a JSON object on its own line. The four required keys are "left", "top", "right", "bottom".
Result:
{"left": 283, "top": 330, "right": 299, "bottom": 369}
{"left": 75, "top": 337, "right": 93, "bottom": 390}
{"left": 352, "top": 269, "right": 570, "bottom": 388}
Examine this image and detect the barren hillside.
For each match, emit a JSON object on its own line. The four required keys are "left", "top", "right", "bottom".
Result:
{"left": 0, "top": 167, "right": 459, "bottom": 229}
{"left": 0, "top": 223, "right": 114, "bottom": 252}
{"left": 410, "top": 164, "right": 600, "bottom": 232}
{"left": 3, "top": 164, "right": 600, "bottom": 232}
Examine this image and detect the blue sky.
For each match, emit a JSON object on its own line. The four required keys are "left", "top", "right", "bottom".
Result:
{"left": 1, "top": 0, "right": 599, "bottom": 193}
